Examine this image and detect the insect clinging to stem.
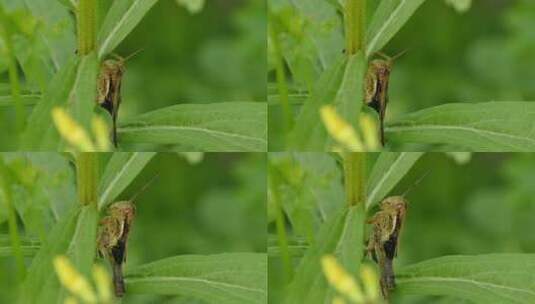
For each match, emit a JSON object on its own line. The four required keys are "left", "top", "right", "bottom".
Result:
{"left": 96, "top": 174, "right": 157, "bottom": 297}
{"left": 363, "top": 50, "right": 407, "bottom": 146}
{"left": 365, "top": 172, "right": 428, "bottom": 300}
{"left": 96, "top": 49, "right": 143, "bottom": 147}
{"left": 366, "top": 196, "right": 407, "bottom": 300}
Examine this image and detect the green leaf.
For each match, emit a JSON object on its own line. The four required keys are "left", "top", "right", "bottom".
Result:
{"left": 283, "top": 205, "right": 365, "bottom": 304}
{"left": 270, "top": 0, "right": 343, "bottom": 89}
{"left": 385, "top": 102, "right": 535, "bottom": 152}
{"left": 98, "top": 152, "right": 156, "bottom": 209}
{"left": 366, "top": 0, "right": 427, "bottom": 56}
{"left": 22, "top": 0, "right": 76, "bottom": 70}
{"left": 366, "top": 152, "right": 423, "bottom": 208}
{"left": 397, "top": 254, "right": 535, "bottom": 304}
{"left": 98, "top": 0, "right": 159, "bottom": 58}
{"left": 289, "top": 53, "right": 365, "bottom": 150}
{"left": 125, "top": 253, "right": 267, "bottom": 304}
{"left": 70, "top": 52, "right": 98, "bottom": 135}
{"left": 290, "top": 0, "right": 344, "bottom": 72}
{"left": 0, "top": 234, "right": 40, "bottom": 257}
{"left": 0, "top": 94, "right": 40, "bottom": 107}
{"left": 21, "top": 56, "right": 79, "bottom": 150}
{"left": 18, "top": 207, "right": 80, "bottom": 304}
{"left": 66, "top": 204, "right": 98, "bottom": 278}
{"left": 0, "top": 244, "right": 39, "bottom": 257}
{"left": 118, "top": 102, "right": 267, "bottom": 152}
{"left": 268, "top": 235, "right": 308, "bottom": 258}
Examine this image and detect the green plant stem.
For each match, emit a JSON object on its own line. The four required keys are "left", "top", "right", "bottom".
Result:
{"left": 76, "top": 153, "right": 98, "bottom": 206}
{"left": 268, "top": 20, "right": 293, "bottom": 134}
{"left": 344, "top": 0, "right": 366, "bottom": 55}
{"left": 269, "top": 166, "right": 293, "bottom": 282}
{"left": 0, "top": 6, "right": 24, "bottom": 134}
{"left": 344, "top": 153, "right": 366, "bottom": 206}
{"left": 77, "top": 0, "right": 97, "bottom": 55}
{"left": 0, "top": 156, "right": 26, "bottom": 281}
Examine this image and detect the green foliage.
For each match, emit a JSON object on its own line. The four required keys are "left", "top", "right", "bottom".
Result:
{"left": 98, "top": 152, "right": 155, "bottom": 208}
{"left": 397, "top": 254, "right": 535, "bottom": 304}
{"left": 386, "top": 102, "right": 535, "bottom": 152}
{"left": 366, "top": 0, "right": 427, "bottom": 56}
{"left": 269, "top": 153, "right": 535, "bottom": 304}
{"left": 118, "top": 102, "right": 267, "bottom": 152}
{"left": 0, "top": 0, "right": 266, "bottom": 151}
{"left": 0, "top": 153, "right": 266, "bottom": 304}
{"left": 98, "top": 0, "right": 159, "bottom": 58}
{"left": 269, "top": 0, "right": 428, "bottom": 150}
{"left": 269, "top": 0, "right": 535, "bottom": 152}
{"left": 126, "top": 253, "right": 267, "bottom": 304}
{"left": 288, "top": 54, "right": 365, "bottom": 150}
{"left": 71, "top": 53, "right": 99, "bottom": 136}
{"left": 282, "top": 206, "right": 364, "bottom": 304}
{"left": 18, "top": 207, "right": 80, "bottom": 304}
{"left": 21, "top": 57, "right": 79, "bottom": 150}
{"left": 68, "top": 205, "right": 98, "bottom": 279}
{"left": 366, "top": 152, "right": 423, "bottom": 208}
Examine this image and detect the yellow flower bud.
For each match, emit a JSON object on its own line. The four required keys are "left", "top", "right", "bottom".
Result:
{"left": 53, "top": 255, "right": 97, "bottom": 303}
{"left": 320, "top": 106, "right": 364, "bottom": 151}
{"left": 52, "top": 107, "right": 95, "bottom": 151}
{"left": 321, "top": 255, "right": 364, "bottom": 303}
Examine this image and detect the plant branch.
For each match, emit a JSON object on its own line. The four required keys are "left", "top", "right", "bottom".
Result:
{"left": 76, "top": 153, "right": 98, "bottom": 206}
{"left": 344, "top": 0, "right": 366, "bottom": 55}
{"left": 269, "top": 18, "right": 293, "bottom": 133}
{"left": 269, "top": 166, "right": 294, "bottom": 282}
{"left": 0, "top": 156, "right": 26, "bottom": 280}
{"left": 0, "top": 6, "right": 24, "bottom": 134}
{"left": 77, "top": 0, "right": 97, "bottom": 55}
{"left": 344, "top": 153, "right": 366, "bottom": 206}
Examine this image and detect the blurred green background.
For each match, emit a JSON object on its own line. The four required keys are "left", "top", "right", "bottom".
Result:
{"left": 386, "top": 0, "right": 535, "bottom": 124}
{"left": 0, "top": 152, "right": 266, "bottom": 303}
{"left": 268, "top": 0, "right": 535, "bottom": 150}
{"left": 268, "top": 152, "right": 535, "bottom": 303}
{"left": 0, "top": 0, "right": 266, "bottom": 149}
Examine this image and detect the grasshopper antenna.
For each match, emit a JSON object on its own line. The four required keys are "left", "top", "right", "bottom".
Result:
{"left": 111, "top": 48, "right": 144, "bottom": 63}
{"left": 129, "top": 174, "right": 159, "bottom": 203}
{"left": 401, "top": 170, "right": 430, "bottom": 199}
{"left": 377, "top": 49, "right": 409, "bottom": 63}
{"left": 123, "top": 48, "right": 144, "bottom": 62}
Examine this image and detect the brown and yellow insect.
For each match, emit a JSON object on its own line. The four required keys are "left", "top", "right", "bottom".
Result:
{"left": 96, "top": 174, "right": 156, "bottom": 297}
{"left": 366, "top": 196, "right": 408, "bottom": 300}
{"left": 97, "top": 50, "right": 141, "bottom": 147}
{"left": 364, "top": 51, "right": 406, "bottom": 146}
{"left": 97, "top": 201, "right": 135, "bottom": 297}
{"left": 97, "top": 56, "right": 125, "bottom": 147}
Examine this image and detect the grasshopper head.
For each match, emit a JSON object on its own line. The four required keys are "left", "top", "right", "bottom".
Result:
{"left": 102, "top": 59, "right": 126, "bottom": 75}
{"left": 108, "top": 201, "right": 136, "bottom": 223}
{"left": 369, "top": 59, "right": 392, "bottom": 79}
{"left": 380, "top": 196, "right": 407, "bottom": 214}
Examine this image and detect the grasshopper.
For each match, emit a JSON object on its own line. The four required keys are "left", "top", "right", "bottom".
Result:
{"left": 366, "top": 196, "right": 408, "bottom": 300}
{"left": 96, "top": 175, "right": 157, "bottom": 297}
{"left": 365, "top": 173, "right": 428, "bottom": 300}
{"left": 97, "top": 50, "right": 142, "bottom": 147}
{"left": 364, "top": 51, "right": 406, "bottom": 146}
